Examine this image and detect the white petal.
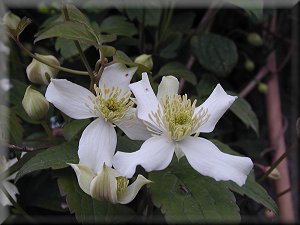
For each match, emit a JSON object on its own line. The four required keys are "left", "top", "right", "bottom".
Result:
{"left": 45, "top": 79, "right": 96, "bottom": 119}
{"left": 118, "top": 175, "right": 152, "bottom": 204}
{"left": 0, "top": 181, "right": 19, "bottom": 206}
{"left": 113, "top": 136, "right": 175, "bottom": 178}
{"left": 115, "top": 108, "right": 151, "bottom": 141}
{"left": 157, "top": 76, "right": 179, "bottom": 102}
{"left": 69, "top": 163, "right": 95, "bottom": 195}
{"left": 90, "top": 164, "right": 118, "bottom": 204}
{"left": 179, "top": 137, "right": 253, "bottom": 186}
{"left": 99, "top": 63, "right": 137, "bottom": 96}
{"left": 129, "top": 73, "right": 160, "bottom": 127}
{"left": 194, "top": 84, "right": 237, "bottom": 133}
{"left": 78, "top": 118, "right": 117, "bottom": 173}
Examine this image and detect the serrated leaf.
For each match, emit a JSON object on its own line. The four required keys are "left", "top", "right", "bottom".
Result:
{"left": 191, "top": 33, "right": 238, "bottom": 77}
{"left": 229, "top": 95, "right": 259, "bottom": 135}
{"left": 211, "top": 139, "right": 278, "bottom": 215}
{"left": 35, "top": 21, "right": 99, "bottom": 46}
{"left": 15, "top": 141, "right": 78, "bottom": 182}
{"left": 63, "top": 119, "right": 90, "bottom": 141}
{"left": 56, "top": 169, "right": 134, "bottom": 223}
{"left": 66, "top": 4, "right": 93, "bottom": 30}
{"left": 157, "top": 62, "right": 197, "bottom": 85}
{"left": 100, "top": 16, "right": 138, "bottom": 37}
{"left": 149, "top": 159, "right": 240, "bottom": 223}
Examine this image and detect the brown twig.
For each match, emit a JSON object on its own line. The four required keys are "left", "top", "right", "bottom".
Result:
{"left": 7, "top": 144, "right": 49, "bottom": 152}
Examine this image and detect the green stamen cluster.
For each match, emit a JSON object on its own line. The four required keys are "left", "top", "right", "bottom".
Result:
{"left": 93, "top": 84, "right": 134, "bottom": 122}
{"left": 150, "top": 95, "right": 209, "bottom": 141}
{"left": 116, "top": 176, "right": 128, "bottom": 197}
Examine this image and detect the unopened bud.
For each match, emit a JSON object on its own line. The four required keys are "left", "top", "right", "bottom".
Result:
{"left": 247, "top": 32, "right": 263, "bottom": 47}
{"left": 26, "top": 54, "right": 60, "bottom": 85}
{"left": 134, "top": 54, "right": 153, "bottom": 70}
{"left": 22, "top": 86, "right": 49, "bottom": 121}
{"left": 2, "top": 11, "right": 21, "bottom": 31}
{"left": 258, "top": 82, "right": 268, "bottom": 94}
{"left": 244, "top": 59, "right": 255, "bottom": 71}
{"left": 266, "top": 166, "right": 281, "bottom": 180}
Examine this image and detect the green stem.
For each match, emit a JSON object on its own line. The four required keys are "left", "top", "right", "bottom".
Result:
{"left": 0, "top": 184, "right": 36, "bottom": 223}
{"left": 40, "top": 121, "right": 57, "bottom": 144}
{"left": 13, "top": 38, "right": 89, "bottom": 76}
{"left": 62, "top": 6, "right": 95, "bottom": 91}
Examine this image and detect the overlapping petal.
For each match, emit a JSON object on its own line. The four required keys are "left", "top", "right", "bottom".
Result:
{"left": 156, "top": 76, "right": 179, "bottom": 102}
{"left": 118, "top": 175, "right": 152, "bottom": 204}
{"left": 179, "top": 137, "right": 253, "bottom": 186}
{"left": 129, "top": 73, "right": 161, "bottom": 128}
{"left": 115, "top": 108, "right": 151, "bottom": 141}
{"left": 113, "top": 136, "right": 175, "bottom": 178}
{"left": 99, "top": 63, "right": 137, "bottom": 97}
{"left": 69, "top": 164, "right": 95, "bottom": 195}
{"left": 78, "top": 118, "right": 117, "bottom": 173}
{"left": 193, "top": 84, "right": 237, "bottom": 133}
{"left": 45, "top": 79, "right": 96, "bottom": 119}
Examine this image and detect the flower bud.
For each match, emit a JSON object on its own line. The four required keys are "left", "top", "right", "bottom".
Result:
{"left": 247, "top": 32, "right": 263, "bottom": 47}
{"left": 258, "top": 82, "right": 268, "bottom": 94}
{"left": 22, "top": 86, "right": 49, "bottom": 121}
{"left": 244, "top": 59, "right": 255, "bottom": 72}
{"left": 266, "top": 166, "right": 281, "bottom": 180}
{"left": 2, "top": 11, "right": 21, "bottom": 31}
{"left": 26, "top": 54, "right": 60, "bottom": 85}
{"left": 134, "top": 54, "right": 153, "bottom": 70}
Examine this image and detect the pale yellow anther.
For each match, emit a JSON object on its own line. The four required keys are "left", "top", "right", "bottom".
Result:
{"left": 116, "top": 176, "right": 129, "bottom": 197}
{"left": 91, "top": 84, "right": 134, "bottom": 122}
{"left": 148, "top": 94, "right": 209, "bottom": 141}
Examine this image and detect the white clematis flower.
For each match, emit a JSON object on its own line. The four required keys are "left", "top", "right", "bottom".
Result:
{"left": 45, "top": 63, "right": 151, "bottom": 173}
{"left": 69, "top": 163, "right": 151, "bottom": 204}
{"left": 113, "top": 74, "right": 253, "bottom": 186}
{"left": 0, "top": 156, "right": 19, "bottom": 206}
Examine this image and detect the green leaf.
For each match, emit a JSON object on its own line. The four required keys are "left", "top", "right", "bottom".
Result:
{"left": 229, "top": 95, "right": 259, "bottom": 135}
{"left": 159, "top": 32, "right": 182, "bottom": 59}
{"left": 157, "top": 62, "right": 197, "bottom": 85}
{"left": 191, "top": 33, "right": 238, "bottom": 77}
{"left": 66, "top": 4, "right": 93, "bottom": 30}
{"left": 35, "top": 21, "right": 99, "bottom": 46}
{"left": 15, "top": 141, "right": 78, "bottom": 182}
{"left": 113, "top": 50, "right": 149, "bottom": 75}
{"left": 211, "top": 140, "right": 278, "bottom": 215}
{"left": 196, "top": 73, "right": 219, "bottom": 99}
{"left": 226, "top": 0, "right": 263, "bottom": 23}
{"left": 57, "top": 169, "right": 134, "bottom": 223}
{"left": 100, "top": 16, "right": 138, "bottom": 37}
{"left": 125, "top": 8, "right": 162, "bottom": 27}
{"left": 0, "top": 105, "right": 23, "bottom": 144}
{"left": 55, "top": 38, "right": 90, "bottom": 59}
{"left": 99, "top": 34, "right": 117, "bottom": 44}
{"left": 170, "top": 12, "right": 196, "bottom": 33}
{"left": 63, "top": 119, "right": 90, "bottom": 141}
{"left": 116, "top": 135, "right": 143, "bottom": 153}
{"left": 149, "top": 159, "right": 240, "bottom": 223}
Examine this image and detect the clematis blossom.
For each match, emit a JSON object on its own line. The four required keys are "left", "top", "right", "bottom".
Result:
{"left": 113, "top": 74, "right": 253, "bottom": 186}
{"left": 45, "top": 63, "right": 151, "bottom": 173}
{"left": 69, "top": 163, "right": 151, "bottom": 204}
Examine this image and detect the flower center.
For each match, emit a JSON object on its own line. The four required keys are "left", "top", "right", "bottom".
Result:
{"left": 116, "top": 176, "right": 128, "bottom": 197}
{"left": 149, "top": 94, "right": 209, "bottom": 141}
{"left": 92, "top": 84, "right": 134, "bottom": 122}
